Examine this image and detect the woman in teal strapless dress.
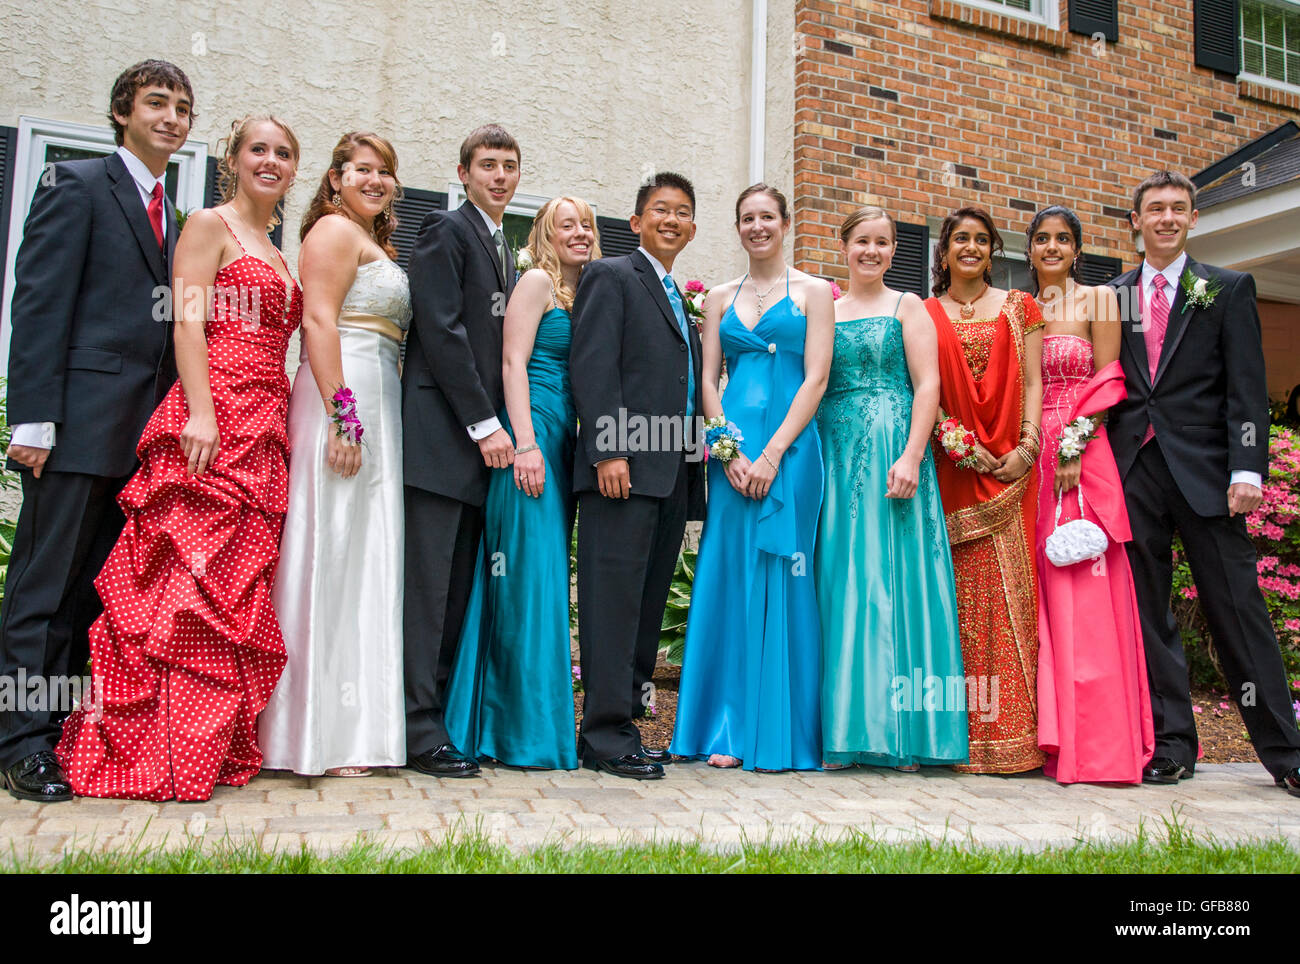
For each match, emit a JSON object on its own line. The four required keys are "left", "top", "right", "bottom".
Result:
{"left": 444, "top": 197, "right": 600, "bottom": 769}
{"left": 669, "top": 184, "right": 834, "bottom": 771}
{"left": 815, "top": 207, "right": 967, "bottom": 769}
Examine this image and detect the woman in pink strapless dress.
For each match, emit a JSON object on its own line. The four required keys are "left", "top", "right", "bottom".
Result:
{"left": 1027, "top": 206, "right": 1154, "bottom": 785}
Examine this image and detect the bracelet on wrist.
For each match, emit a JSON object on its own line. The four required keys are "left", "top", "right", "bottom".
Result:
{"left": 515, "top": 443, "right": 539, "bottom": 456}
{"left": 761, "top": 449, "right": 779, "bottom": 472}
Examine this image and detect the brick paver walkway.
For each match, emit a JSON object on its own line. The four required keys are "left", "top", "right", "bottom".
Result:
{"left": 4, "top": 762, "right": 1297, "bottom": 858}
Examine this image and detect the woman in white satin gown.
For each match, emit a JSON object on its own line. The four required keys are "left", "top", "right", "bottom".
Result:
{"left": 258, "top": 133, "right": 410, "bottom": 776}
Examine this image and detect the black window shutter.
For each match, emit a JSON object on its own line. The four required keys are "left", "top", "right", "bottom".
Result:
{"left": 203, "top": 154, "right": 284, "bottom": 247}
{"left": 1079, "top": 253, "right": 1122, "bottom": 286}
{"left": 390, "top": 187, "right": 448, "bottom": 271}
{"left": 1194, "top": 0, "right": 1240, "bottom": 74}
{"left": 1068, "top": 0, "right": 1118, "bottom": 43}
{"left": 884, "top": 221, "right": 929, "bottom": 298}
{"left": 596, "top": 215, "right": 639, "bottom": 257}
{"left": 0, "top": 126, "right": 17, "bottom": 307}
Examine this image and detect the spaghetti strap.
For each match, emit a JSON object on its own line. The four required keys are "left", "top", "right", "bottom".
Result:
{"left": 211, "top": 211, "right": 247, "bottom": 254}
{"left": 728, "top": 275, "right": 746, "bottom": 311}
{"left": 785, "top": 269, "right": 790, "bottom": 297}
{"left": 892, "top": 291, "right": 905, "bottom": 318}
{"left": 548, "top": 279, "right": 559, "bottom": 309}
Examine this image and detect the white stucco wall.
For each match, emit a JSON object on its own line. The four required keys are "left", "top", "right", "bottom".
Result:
{"left": 0, "top": 0, "right": 797, "bottom": 287}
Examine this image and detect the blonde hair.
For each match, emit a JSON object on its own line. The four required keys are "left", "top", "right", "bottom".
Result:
{"left": 216, "top": 114, "right": 301, "bottom": 230}
{"left": 524, "top": 196, "right": 601, "bottom": 310}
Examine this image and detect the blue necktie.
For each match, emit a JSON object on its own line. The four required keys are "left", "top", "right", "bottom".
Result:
{"left": 663, "top": 274, "right": 695, "bottom": 421}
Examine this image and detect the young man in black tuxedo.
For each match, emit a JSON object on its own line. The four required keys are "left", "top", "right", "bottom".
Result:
{"left": 0, "top": 61, "right": 192, "bottom": 801}
{"left": 1109, "top": 170, "right": 1300, "bottom": 795}
{"left": 401, "top": 125, "right": 519, "bottom": 778}
{"left": 570, "top": 172, "right": 705, "bottom": 779}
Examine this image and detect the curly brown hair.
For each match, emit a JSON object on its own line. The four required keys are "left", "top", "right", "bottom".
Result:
{"left": 300, "top": 132, "right": 402, "bottom": 259}
{"left": 107, "top": 60, "right": 195, "bottom": 146}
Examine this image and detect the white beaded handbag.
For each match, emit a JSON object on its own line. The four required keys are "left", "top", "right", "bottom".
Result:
{"left": 1044, "top": 483, "right": 1109, "bottom": 567}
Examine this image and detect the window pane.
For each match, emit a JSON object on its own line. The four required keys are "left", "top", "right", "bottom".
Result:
{"left": 1266, "top": 45, "right": 1286, "bottom": 79}
{"left": 1243, "top": 1, "right": 1263, "bottom": 41}
{"left": 502, "top": 212, "right": 532, "bottom": 254}
{"left": 1288, "top": 51, "right": 1300, "bottom": 83}
{"left": 1001, "top": 0, "right": 1033, "bottom": 10}
{"left": 991, "top": 256, "right": 1031, "bottom": 293}
{"left": 43, "top": 145, "right": 180, "bottom": 202}
{"left": 1264, "top": 5, "right": 1285, "bottom": 45}
{"left": 1287, "top": 8, "right": 1300, "bottom": 52}
{"left": 1243, "top": 39, "right": 1265, "bottom": 73}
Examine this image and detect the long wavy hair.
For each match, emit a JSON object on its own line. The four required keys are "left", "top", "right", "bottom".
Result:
{"left": 522, "top": 196, "right": 601, "bottom": 311}
{"left": 215, "top": 114, "right": 300, "bottom": 231}
{"left": 299, "top": 131, "right": 402, "bottom": 258}
{"left": 930, "top": 206, "right": 1004, "bottom": 296}
{"left": 1025, "top": 205, "right": 1084, "bottom": 295}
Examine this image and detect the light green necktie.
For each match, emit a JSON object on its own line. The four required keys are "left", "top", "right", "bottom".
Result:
{"left": 493, "top": 227, "right": 507, "bottom": 285}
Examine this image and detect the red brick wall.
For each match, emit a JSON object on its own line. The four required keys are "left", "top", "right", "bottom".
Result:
{"left": 794, "top": 0, "right": 1300, "bottom": 283}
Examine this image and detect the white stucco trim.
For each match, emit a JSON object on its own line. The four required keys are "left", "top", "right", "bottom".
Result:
{"left": 1189, "top": 180, "right": 1300, "bottom": 303}
{"left": 1, "top": 116, "right": 208, "bottom": 376}
{"left": 444, "top": 184, "right": 554, "bottom": 221}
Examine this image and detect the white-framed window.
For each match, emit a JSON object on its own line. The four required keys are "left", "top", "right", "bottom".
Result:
{"left": 444, "top": 185, "right": 556, "bottom": 255}
{"left": 925, "top": 214, "right": 1034, "bottom": 294}
{"left": 1, "top": 116, "right": 208, "bottom": 376}
{"left": 955, "top": 0, "right": 1059, "bottom": 29}
{"left": 1240, "top": 0, "right": 1300, "bottom": 93}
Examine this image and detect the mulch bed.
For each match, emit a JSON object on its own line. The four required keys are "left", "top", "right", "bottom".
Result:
{"left": 574, "top": 664, "right": 1262, "bottom": 765}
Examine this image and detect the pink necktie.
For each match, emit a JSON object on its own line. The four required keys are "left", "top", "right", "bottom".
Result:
{"left": 1141, "top": 274, "right": 1171, "bottom": 445}
{"left": 147, "top": 182, "right": 164, "bottom": 249}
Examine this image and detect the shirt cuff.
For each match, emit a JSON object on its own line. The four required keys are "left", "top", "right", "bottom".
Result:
{"left": 11, "top": 422, "right": 55, "bottom": 448}
{"left": 1229, "top": 470, "right": 1262, "bottom": 490}
{"left": 466, "top": 416, "right": 502, "bottom": 441}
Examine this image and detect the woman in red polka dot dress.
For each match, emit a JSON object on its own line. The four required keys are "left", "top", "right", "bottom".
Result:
{"left": 57, "top": 115, "right": 302, "bottom": 801}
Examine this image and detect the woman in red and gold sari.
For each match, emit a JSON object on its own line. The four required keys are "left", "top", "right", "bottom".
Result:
{"left": 925, "top": 207, "right": 1045, "bottom": 774}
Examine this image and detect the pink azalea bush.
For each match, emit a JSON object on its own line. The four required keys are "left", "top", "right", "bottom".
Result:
{"left": 1173, "top": 426, "right": 1300, "bottom": 687}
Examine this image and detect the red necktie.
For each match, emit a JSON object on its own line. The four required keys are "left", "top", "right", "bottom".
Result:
{"left": 1141, "top": 273, "right": 1171, "bottom": 445}
{"left": 147, "top": 182, "right": 164, "bottom": 249}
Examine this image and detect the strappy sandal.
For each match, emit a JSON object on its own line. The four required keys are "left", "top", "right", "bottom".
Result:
{"left": 707, "top": 754, "right": 742, "bottom": 768}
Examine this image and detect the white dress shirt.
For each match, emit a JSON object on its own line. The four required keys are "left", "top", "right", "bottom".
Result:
{"left": 10, "top": 147, "right": 167, "bottom": 452}
{"left": 1141, "top": 252, "right": 1260, "bottom": 492}
{"left": 464, "top": 201, "right": 506, "bottom": 442}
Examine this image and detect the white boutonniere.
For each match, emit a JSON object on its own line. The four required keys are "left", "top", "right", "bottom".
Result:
{"left": 1179, "top": 268, "right": 1221, "bottom": 314}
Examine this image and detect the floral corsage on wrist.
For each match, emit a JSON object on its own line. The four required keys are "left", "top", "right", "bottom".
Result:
{"left": 330, "top": 387, "right": 364, "bottom": 446}
{"left": 1179, "top": 268, "right": 1222, "bottom": 313}
{"left": 1056, "top": 416, "right": 1097, "bottom": 466}
{"left": 934, "top": 409, "right": 980, "bottom": 470}
{"left": 703, "top": 415, "right": 744, "bottom": 463}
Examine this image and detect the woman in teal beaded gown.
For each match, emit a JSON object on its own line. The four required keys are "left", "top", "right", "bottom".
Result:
{"left": 669, "top": 185, "right": 834, "bottom": 772}
{"left": 444, "top": 197, "right": 600, "bottom": 770}
{"left": 815, "top": 207, "right": 968, "bottom": 769}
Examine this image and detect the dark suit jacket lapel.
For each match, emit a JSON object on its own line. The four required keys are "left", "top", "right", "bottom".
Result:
{"left": 1153, "top": 256, "right": 1197, "bottom": 387}
{"left": 458, "top": 201, "right": 506, "bottom": 291}
{"left": 631, "top": 250, "right": 685, "bottom": 343}
{"left": 1116, "top": 266, "right": 1151, "bottom": 388}
{"left": 106, "top": 153, "right": 167, "bottom": 285}
{"left": 164, "top": 194, "right": 178, "bottom": 279}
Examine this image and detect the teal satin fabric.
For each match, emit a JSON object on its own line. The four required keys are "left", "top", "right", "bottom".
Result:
{"left": 814, "top": 314, "right": 968, "bottom": 767}
{"left": 445, "top": 306, "right": 578, "bottom": 769}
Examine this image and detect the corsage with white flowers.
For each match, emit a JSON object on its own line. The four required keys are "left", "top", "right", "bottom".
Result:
{"left": 703, "top": 415, "right": 744, "bottom": 463}
{"left": 934, "top": 409, "right": 980, "bottom": 470}
{"left": 1179, "top": 268, "right": 1222, "bottom": 313}
{"left": 1056, "top": 416, "right": 1097, "bottom": 466}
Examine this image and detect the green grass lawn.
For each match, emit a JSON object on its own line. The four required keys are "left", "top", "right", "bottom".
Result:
{"left": 7, "top": 816, "right": 1298, "bottom": 873}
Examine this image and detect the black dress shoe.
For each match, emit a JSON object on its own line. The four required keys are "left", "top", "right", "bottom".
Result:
{"left": 639, "top": 745, "right": 674, "bottom": 765}
{"left": 4, "top": 751, "right": 72, "bottom": 802}
{"left": 583, "top": 754, "right": 664, "bottom": 780}
{"left": 406, "top": 744, "right": 480, "bottom": 778}
{"left": 1142, "top": 757, "right": 1191, "bottom": 785}
{"left": 1275, "top": 767, "right": 1300, "bottom": 797}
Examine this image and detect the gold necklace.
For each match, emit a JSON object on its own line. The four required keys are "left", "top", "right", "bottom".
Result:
{"left": 952, "top": 282, "right": 988, "bottom": 320}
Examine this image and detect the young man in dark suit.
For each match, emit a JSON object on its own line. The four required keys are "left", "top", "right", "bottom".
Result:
{"left": 570, "top": 172, "right": 705, "bottom": 779}
{"left": 402, "top": 125, "right": 519, "bottom": 778}
{"left": 1109, "top": 170, "right": 1300, "bottom": 795}
{"left": 0, "top": 60, "right": 193, "bottom": 801}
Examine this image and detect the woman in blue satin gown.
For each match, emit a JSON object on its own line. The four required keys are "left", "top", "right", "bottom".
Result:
{"left": 444, "top": 197, "right": 600, "bottom": 770}
{"left": 669, "top": 184, "right": 834, "bottom": 772}
{"left": 815, "top": 207, "right": 967, "bottom": 769}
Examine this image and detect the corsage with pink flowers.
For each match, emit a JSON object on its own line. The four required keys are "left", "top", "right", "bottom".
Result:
{"left": 330, "top": 387, "right": 364, "bottom": 446}
{"left": 934, "top": 408, "right": 980, "bottom": 470}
